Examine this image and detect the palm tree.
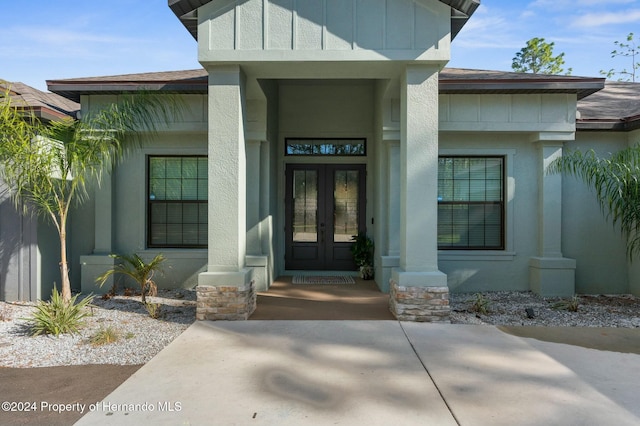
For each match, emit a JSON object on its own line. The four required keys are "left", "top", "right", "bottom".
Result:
{"left": 0, "top": 85, "right": 181, "bottom": 303}
{"left": 96, "top": 253, "right": 166, "bottom": 303}
{"left": 548, "top": 146, "right": 640, "bottom": 259}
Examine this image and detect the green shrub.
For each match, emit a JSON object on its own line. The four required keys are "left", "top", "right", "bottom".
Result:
{"left": 144, "top": 302, "right": 162, "bottom": 319}
{"left": 470, "top": 293, "right": 491, "bottom": 315}
{"left": 26, "top": 286, "right": 94, "bottom": 336}
{"left": 90, "top": 326, "right": 119, "bottom": 346}
{"left": 552, "top": 295, "right": 580, "bottom": 312}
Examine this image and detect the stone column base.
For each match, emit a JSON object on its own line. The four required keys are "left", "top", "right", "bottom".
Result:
{"left": 389, "top": 280, "right": 450, "bottom": 322}
{"left": 196, "top": 281, "right": 256, "bottom": 321}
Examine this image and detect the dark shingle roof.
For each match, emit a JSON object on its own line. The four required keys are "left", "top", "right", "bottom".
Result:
{"left": 47, "top": 69, "right": 208, "bottom": 102}
{"left": 47, "top": 67, "right": 640, "bottom": 131}
{"left": 1, "top": 80, "right": 79, "bottom": 121}
{"left": 439, "top": 68, "right": 603, "bottom": 100}
{"left": 47, "top": 67, "right": 604, "bottom": 100}
{"left": 576, "top": 82, "right": 640, "bottom": 131}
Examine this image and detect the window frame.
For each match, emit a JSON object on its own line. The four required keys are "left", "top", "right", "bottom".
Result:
{"left": 437, "top": 155, "right": 506, "bottom": 251}
{"left": 284, "top": 137, "right": 367, "bottom": 156}
{"left": 146, "top": 155, "right": 208, "bottom": 249}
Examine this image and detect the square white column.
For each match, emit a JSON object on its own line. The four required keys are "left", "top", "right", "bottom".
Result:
{"left": 197, "top": 65, "right": 254, "bottom": 320}
{"left": 392, "top": 65, "right": 446, "bottom": 288}
{"left": 204, "top": 65, "right": 248, "bottom": 273}
{"left": 390, "top": 65, "right": 448, "bottom": 322}
{"left": 80, "top": 172, "right": 114, "bottom": 295}
{"left": 529, "top": 138, "right": 576, "bottom": 297}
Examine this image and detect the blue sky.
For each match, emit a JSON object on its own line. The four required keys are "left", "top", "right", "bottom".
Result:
{"left": 2, "top": 0, "right": 639, "bottom": 92}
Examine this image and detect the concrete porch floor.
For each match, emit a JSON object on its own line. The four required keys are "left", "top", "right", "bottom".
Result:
{"left": 250, "top": 276, "right": 395, "bottom": 320}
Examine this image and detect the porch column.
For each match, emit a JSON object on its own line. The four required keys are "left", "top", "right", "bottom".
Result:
{"left": 245, "top": 138, "right": 269, "bottom": 292}
{"left": 390, "top": 65, "right": 449, "bottom": 322}
{"left": 197, "top": 65, "right": 255, "bottom": 320}
{"left": 529, "top": 136, "right": 576, "bottom": 297}
{"left": 80, "top": 173, "right": 116, "bottom": 295}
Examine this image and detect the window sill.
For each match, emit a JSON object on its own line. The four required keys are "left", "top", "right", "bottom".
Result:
{"left": 141, "top": 249, "right": 208, "bottom": 259}
{"left": 438, "top": 251, "right": 516, "bottom": 261}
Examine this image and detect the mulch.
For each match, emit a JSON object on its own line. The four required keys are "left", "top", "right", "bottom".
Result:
{"left": 0, "top": 364, "right": 141, "bottom": 426}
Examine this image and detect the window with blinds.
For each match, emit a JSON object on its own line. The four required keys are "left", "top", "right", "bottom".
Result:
{"left": 437, "top": 156, "right": 504, "bottom": 250}
{"left": 148, "top": 156, "right": 207, "bottom": 248}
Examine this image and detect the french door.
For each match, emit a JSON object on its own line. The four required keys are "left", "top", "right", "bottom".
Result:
{"left": 285, "top": 164, "right": 366, "bottom": 270}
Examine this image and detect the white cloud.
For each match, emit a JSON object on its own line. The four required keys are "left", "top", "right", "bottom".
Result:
{"left": 454, "top": 4, "right": 524, "bottom": 49}
{"left": 0, "top": 25, "right": 151, "bottom": 63}
{"left": 531, "top": 0, "right": 635, "bottom": 7}
{"left": 571, "top": 9, "right": 640, "bottom": 27}
{"left": 11, "top": 26, "right": 136, "bottom": 46}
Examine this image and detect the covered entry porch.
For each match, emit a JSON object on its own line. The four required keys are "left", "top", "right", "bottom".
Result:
{"left": 195, "top": 71, "right": 450, "bottom": 322}
{"left": 250, "top": 276, "right": 394, "bottom": 320}
{"left": 186, "top": 0, "right": 471, "bottom": 322}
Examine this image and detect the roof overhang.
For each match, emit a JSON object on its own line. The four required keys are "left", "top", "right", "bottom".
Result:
{"left": 439, "top": 78, "right": 604, "bottom": 100}
{"left": 168, "top": 0, "right": 481, "bottom": 40}
{"left": 47, "top": 67, "right": 604, "bottom": 103}
{"left": 15, "top": 106, "right": 75, "bottom": 122}
{"left": 47, "top": 70, "right": 209, "bottom": 103}
{"left": 577, "top": 117, "right": 640, "bottom": 132}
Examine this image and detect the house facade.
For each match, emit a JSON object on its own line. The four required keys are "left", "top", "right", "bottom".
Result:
{"left": 0, "top": 82, "right": 79, "bottom": 301}
{"left": 38, "top": 0, "right": 640, "bottom": 321}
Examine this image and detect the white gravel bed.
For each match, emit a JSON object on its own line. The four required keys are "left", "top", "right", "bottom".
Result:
{"left": 0, "top": 289, "right": 196, "bottom": 368}
{"left": 450, "top": 291, "right": 640, "bottom": 328}
{"left": 1, "top": 289, "right": 638, "bottom": 368}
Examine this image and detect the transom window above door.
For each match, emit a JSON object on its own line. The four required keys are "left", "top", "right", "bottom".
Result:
{"left": 285, "top": 138, "right": 366, "bottom": 156}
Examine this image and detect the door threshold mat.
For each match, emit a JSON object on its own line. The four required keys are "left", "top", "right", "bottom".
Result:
{"left": 292, "top": 276, "right": 356, "bottom": 284}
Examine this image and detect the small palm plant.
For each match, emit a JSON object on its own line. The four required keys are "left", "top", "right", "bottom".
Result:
{"left": 96, "top": 253, "right": 166, "bottom": 303}
{"left": 25, "top": 285, "right": 94, "bottom": 336}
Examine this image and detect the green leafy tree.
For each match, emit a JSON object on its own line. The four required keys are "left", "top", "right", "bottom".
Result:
{"left": 96, "top": 253, "right": 166, "bottom": 303}
{"left": 600, "top": 32, "right": 639, "bottom": 82}
{"left": 0, "top": 84, "right": 181, "bottom": 303}
{"left": 512, "top": 37, "right": 572, "bottom": 75}
{"left": 547, "top": 146, "right": 640, "bottom": 259}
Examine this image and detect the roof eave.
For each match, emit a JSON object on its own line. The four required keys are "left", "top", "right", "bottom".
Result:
{"left": 14, "top": 106, "right": 74, "bottom": 122}
{"left": 48, "top": 73, "right": 604, "bottom": 106}
{"left": 439, "top": 79, "right": 604, "bottom": 100}
{"left": 46, "top": 81, "right": 208, "bottom": 103}
{"left": 577, "top": 117, "right": 640, "bottom": 132}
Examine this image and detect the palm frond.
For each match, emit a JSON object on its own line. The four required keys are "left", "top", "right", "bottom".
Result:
{"left": 548, "top": 146, "right": 640, "bottom": 260}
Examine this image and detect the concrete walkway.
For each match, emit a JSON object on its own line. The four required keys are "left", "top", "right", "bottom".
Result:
{"left": 75, "top": 321, "right": 640, "bottom": 426}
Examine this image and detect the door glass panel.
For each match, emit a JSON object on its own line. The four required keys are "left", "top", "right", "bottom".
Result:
{"left": 293, "top": 170, "right": 318, "bottom": 242}
{"left": 333, "top": 170, "right": 359, "bottom": 242}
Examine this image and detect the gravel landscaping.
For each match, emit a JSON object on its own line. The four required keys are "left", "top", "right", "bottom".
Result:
{"left": 1, "top": 289, "right": 638, "bottom": 368}
{"left": 449, "top": 291, "right": 640, "bottom": 328}
{"left": 0, "top": 289, "right": 196, "bottom": 368}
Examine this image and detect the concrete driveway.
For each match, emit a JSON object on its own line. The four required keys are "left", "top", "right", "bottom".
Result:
{"left": 75, "top": 321, "right": 640, "bottom": 425}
